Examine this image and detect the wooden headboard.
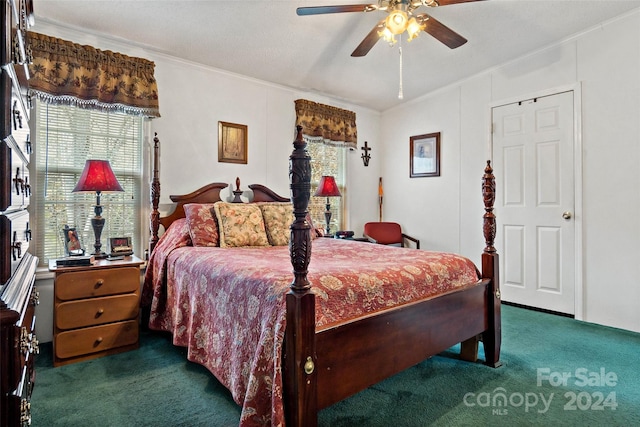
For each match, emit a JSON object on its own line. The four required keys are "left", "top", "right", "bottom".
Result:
{"left": 148, "top": 134, "right": 290, "bottom": 253}
{"left": 249, "top": 184, "right": 289, "bottom": 203}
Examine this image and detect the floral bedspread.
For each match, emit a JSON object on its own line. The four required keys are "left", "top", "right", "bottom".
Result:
{"left": 142, "top": 225, "right": 480, "bottom": 426}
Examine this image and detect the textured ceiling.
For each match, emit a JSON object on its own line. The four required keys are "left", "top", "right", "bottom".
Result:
{"left": 33, "top": 0, "right": 640, "bottom": 112}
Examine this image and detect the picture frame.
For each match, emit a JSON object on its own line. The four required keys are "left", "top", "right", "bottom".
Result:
{"left": 218, "top": 121, "right": 248, "bottom": 164}
{"left": 62, "top": 225, "right": 85, "bottom": 256}
{"left": 410, "top": 132, "right": 440, "bottom": 178}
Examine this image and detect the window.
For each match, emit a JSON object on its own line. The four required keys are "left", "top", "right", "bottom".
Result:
{"left": 308, "top": 141, "right": 346, "bottom": 234}
{"left": 33, "top": 101, "right": 143, "bottom": 264}
{"left": 293, "top": 99, "right": 355, "bottom": 235}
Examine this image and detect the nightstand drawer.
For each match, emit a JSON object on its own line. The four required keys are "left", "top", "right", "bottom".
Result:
{"left": 55, "top": 320, "right": 138, "bottom": 360}
{"left": 55, "top": 267, "right": 139, "bottom": 300}
{"left": 56, "top": 294, "right": 140, "bottom": 330}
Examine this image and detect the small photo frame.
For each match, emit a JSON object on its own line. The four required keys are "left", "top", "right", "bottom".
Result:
{"left": 218, "top": 121, "right": 248, "bottom": 164}
{"left": 62, "top": 225, "right": 85, "bottom": 256}
{"left": 410, "top": 132, "right": 440, "bottom": 178}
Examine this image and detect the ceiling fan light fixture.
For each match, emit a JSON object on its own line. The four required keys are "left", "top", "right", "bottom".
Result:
{"left": 385, "top": 10, "right": 408, "bottom": 35}
{"left": 378, "top": 27, "right": 397, "bottom": 45}
{"left": 301, "top": 0, "right": 472, "bottom": 58}
{"left": 406, "top": 17, "right": 425, "bottom": 41}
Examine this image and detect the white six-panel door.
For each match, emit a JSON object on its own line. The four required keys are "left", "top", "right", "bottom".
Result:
{"left": 492, "top": 91, "right": 575, "bottom": 314}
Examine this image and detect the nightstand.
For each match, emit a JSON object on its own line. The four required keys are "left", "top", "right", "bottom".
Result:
{"left": 48, "top": 256, "right": 143, "bottom": 366}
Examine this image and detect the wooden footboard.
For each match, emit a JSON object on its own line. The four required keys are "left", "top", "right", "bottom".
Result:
{"left": 315, "top": 281, "right": 489, "bottom": 409}
{"left": 284, "top": 128, "right": 501, "bottom": 426}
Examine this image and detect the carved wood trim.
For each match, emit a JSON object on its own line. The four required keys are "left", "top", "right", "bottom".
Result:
{"left": 149, "top": 133, "right": 160, "bottom": 255}
{"left": 284, "top": 125, "right": 317, "bottom": 427}
{"left": 481, "top": 160, "right": 501, "bottom": 367}
{"left": 249, "top": 184, "right": 289, "bottom": 202}
{"left": 482, "top": 160, "right": 496, "bottom": 254}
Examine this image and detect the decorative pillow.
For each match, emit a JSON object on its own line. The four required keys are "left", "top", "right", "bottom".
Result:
{"left": 213, "top": 202, "right": 270, "bottom": 248}
{"left": 184, "top": 203, "right": 219, "bottom": 247}
{"left": 258, "top": 202, "right": 294, "bottom": 246}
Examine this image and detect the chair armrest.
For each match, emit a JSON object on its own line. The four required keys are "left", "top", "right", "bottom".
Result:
{"left": 363, "top": 233, "right": 378, "bottom": 244}
{"left": 402, "top": 233, "right": 420, "bottom": 250}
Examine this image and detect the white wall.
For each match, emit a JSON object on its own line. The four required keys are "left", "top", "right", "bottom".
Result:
{"left": 576, "top": 13, "right": 640, "bottom": 331}
{"left": 380, "top": 88, "right": 469, "bottom": 254}
{"left": 381, "top": 10, "right": 640, "bottom": 333}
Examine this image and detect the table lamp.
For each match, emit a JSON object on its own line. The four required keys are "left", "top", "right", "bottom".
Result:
{"left": 72, "top": 159, "right": 123, "bottom": 258}
{"left": 314, "top": 175, "right": 341, "bottom": 236}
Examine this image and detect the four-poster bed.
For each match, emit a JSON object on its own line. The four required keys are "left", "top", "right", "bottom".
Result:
{"left": 143, "top": 127, "right": 501, "bottom": 426}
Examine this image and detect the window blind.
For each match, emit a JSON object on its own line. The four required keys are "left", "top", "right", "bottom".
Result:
{"left": 33, "top": 101, "right": 143, "bottom": 264}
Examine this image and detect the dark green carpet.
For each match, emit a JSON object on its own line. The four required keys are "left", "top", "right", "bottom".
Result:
{"left": 32, "top": 305, "right": 640, "bottom": 426}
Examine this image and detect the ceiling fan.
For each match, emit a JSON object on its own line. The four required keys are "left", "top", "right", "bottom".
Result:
{"left": 297, "top": 0, "right": 485, "bottom": 57}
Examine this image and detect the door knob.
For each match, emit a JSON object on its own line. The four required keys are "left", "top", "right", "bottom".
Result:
{"left": 562, "top": 211, "right": 572, "bottom": 220}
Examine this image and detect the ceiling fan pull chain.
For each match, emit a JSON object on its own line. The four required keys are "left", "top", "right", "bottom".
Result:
{"left": 398, "top": 38, "right": 404, "bottom": 100}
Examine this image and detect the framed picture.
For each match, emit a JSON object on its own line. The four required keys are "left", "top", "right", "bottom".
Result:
{"left": 410, "top": 132, "right": 440, "bottom": 178}
{"left": 62, "top": 225, "right": 85, "bottom": 256}
{"left": 218, "top": 121, "right": 248, "bottom": 164}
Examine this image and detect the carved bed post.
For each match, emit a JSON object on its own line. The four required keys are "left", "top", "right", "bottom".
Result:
{"left": 149, "top": 133, "right": 161, "bottom": 255}
{"left": 481, "top": 160, "right": 502, "bottom": 368}
{"left": 284, "top": 125, "right": 317, "bottom": 427}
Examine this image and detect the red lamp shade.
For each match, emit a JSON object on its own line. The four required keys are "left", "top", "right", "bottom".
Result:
{"left": 72, "top": 160, "right": 124, "bottom": 193}
{"left": 314, "top": 175, "right": 341, "bottom": 197}
{"left": 71, "top": 160, "right": 123, "bottom": 259}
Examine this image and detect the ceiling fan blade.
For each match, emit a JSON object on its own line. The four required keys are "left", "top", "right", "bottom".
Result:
{"left": 419, "top": 14, "right": 467, "bottom": 49}
{"left": 351, "top": 19, "right": 386, "bottom": 57}
{"left": 434, "top": 0, "right": 487, "bottom": 6}
{"left": 297, "top": 4, "right": 374, "bottom": 16}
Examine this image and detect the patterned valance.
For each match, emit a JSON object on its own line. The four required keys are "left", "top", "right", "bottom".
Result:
{"left": 295, "top": 99, "right": 357, "bottom": 149}
{"left": 26, "top": 32, "right": 160, "bottom": 117}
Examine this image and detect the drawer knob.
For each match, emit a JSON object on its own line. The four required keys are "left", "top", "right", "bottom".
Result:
{"left": 30, "top": 290, "right": 40, "bottom": 306}
{"left": 12, "top": 100, "right": 23, "bottom": 129}
{"left": 12, "top": 231, "right": 23, "bottom": 261}
{"left": 96, "top": 308, "right": 104, "bottom": 316}
{"left": 31, "top": 334, "right": 39, "bottom": 355}
{"left": 95, "top": 337, "right": 103, "bottom": 346}
{"left": 20, "top": 398, "right": 31, "bottom": 425}
{"left": 13, "top": 167, "right": 23, "bottom": 195}
{"left": 24, "top": 176, "right": 31, "bottom": 197}
{"left": 95, "top": 279, "right": 104, "bottom": 288}
{"left": 20, "top": 327, "right": 30, "bottom": 353}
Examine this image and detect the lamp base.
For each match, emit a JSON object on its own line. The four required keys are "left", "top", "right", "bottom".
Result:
{"left": 324, "top": 199, "right": 332, "bottom": 236}
{"left": 91, "top": 213, "right": 106, "bottom": 259}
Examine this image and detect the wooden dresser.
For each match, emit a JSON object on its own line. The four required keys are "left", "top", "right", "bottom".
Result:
{"left": 49, "top": 256, "right": 143, "bottom": 367}
{"left": 1, "top": 1, "right": 38, "bottom": 426}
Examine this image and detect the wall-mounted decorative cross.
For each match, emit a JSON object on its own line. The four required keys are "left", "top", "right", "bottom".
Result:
{"left": 361, "top": 141, "right": 371, "bottom": 167}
